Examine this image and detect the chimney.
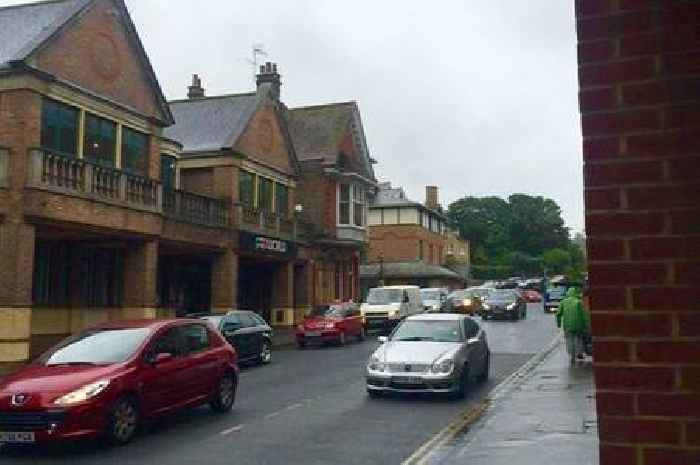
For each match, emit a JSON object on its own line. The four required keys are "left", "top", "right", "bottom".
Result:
{"left": 425, "top": 186, "right": 439, "bottom": 210}
{"left": 188, "top": 74, "right": 205, "bottom": 99}
{"left": 256, "top": 62, "right": 281, "bottom": 100}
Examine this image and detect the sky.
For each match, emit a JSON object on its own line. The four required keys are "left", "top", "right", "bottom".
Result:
{"left": 2, "top": 0, "right": 584, "bottom": 232}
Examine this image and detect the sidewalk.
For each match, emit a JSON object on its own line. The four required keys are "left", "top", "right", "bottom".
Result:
{"left": 429, "top": 340, "right": 598, "bottom": 465}
{"left": 271, "top": 327, "right": 297, "bottom": 347}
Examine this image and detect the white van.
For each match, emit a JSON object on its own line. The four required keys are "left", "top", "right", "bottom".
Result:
{"left": 361, "top": 285, "right": 424, "bottom": 332}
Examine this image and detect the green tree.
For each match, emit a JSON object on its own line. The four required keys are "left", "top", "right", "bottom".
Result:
{"left": 542, "top": 248, "right": 572, "bottom": 275}
{"left": 508, "top": 194, "right": 569, "bottom": 255}
{"left": 447, "top": 196, "right": 511, "bottom": 264}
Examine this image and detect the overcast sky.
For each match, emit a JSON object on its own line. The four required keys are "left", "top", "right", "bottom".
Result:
{"left": 4, "top": 0, "right": 584, "bottom": 232}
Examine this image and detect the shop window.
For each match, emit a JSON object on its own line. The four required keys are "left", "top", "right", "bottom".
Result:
{"left": 41, "top": 98, "right": 79, "bottom": 157}
{"left": 161, "top": 155, "right": 177, "bottom": 190}
{"left": 240, "top": 170, "right": 255, "bottom": 208}
{"left": 80, "top": 247, "right": 124, "bottom": 307}
{"left": 339, "top": 184, "right": 351, "bottom": 224}
{"left": 83, "top": 113, "right": 117, "bottom": 168}
{"left": 121, "top": 127, "right": 149, "bottom": 176}
{"left": 258, "top": 177, "right": 273, "bottom": 212}
{"left": 276, "top": 183, "right": 289, "bottom": 217}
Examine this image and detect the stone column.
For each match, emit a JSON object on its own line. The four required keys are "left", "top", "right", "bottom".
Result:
{"left": 0, "top": 221, "right": 36, "bottom": 373}
{"left": 121, "top": 240, "right": 159, "bottom": 320}
{"left": 211, "top": 249, "right": 239, "bottom": 314}
{"left": 272, "top": 261, "right": 294, "bottom": 326}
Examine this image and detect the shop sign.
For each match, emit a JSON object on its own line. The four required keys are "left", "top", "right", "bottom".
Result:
{"left": 240, "top": 232, "right": 296, "bottom": 258}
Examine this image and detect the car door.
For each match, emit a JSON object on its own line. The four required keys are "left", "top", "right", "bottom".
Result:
{"left": 180, "top": 323, "right": 219, "bottom": 401}
{"left": 464, "top": 319, "right": 486, "bottom": 375}
{"left": 347, "top": 304, "right": 362, "bottom": 336}
{"left": 139, "top": 326, "right": 189, "bottom": 416}
{"left": 222, "top": 314, "right": 249, "bottom": 360}
{"left": 241, "top": 312, "right": 263, "bottom": 358}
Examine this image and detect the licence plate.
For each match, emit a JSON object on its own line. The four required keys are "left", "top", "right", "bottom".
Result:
{"left": 305, "top": 331, "right": 321, "bottom": 337}
{"left": 0, "top": 432, "right": 35, "bottom": 443}
{"left": 393, "top": 376, "right": 422, "bottom": 384}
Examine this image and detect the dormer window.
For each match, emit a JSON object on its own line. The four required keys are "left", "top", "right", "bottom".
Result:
{"left": 338, "top": 184, "right": 366, "bottom": 227}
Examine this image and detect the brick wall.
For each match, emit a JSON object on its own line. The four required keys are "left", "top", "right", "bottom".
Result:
{"left": 368, "top": 225, "right": 446, "bottom": 265}
{"left": 297, "top": 161, "right": 336, "bottom": 235}
{"left": 577, "top": 1, "right": 700, "bottom": 464}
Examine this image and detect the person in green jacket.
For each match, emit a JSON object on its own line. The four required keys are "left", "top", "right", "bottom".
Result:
{"left": 556, "top": 287, "right": 590, "bottom": 365}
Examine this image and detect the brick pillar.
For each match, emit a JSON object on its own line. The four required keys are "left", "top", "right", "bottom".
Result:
{"left": 211, "top": 249, "right": 238, "bottom": 314}
{"left": 577, "top": 2, "right": 700, "bottom": 464}
{"left": 121, "top": 240, "right": 158, "bottom": 320}
{"left": 272, "top": 261, "right": 294, "bottom": 326}
{"left": 0, "top": 221, "right": 35, "bottom": 372}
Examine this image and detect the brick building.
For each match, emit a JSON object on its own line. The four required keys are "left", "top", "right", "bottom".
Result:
{"left": 360, "top": 183, "right": 466, "bottom": 294}
{"left": 577, "top": 1, "right": 700, "bottom": 464}
{"left": 0, "top": 0, "right": 377, "bottom": 373}
{"left": 288, "top": 101, "right": 377, "bottom": 305}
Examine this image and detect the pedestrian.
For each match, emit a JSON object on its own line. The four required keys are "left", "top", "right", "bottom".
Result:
{"left": 556, "top": 287, "right": 589, "bottom": 365}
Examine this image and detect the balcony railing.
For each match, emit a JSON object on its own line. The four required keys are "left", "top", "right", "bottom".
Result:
{"left": 236, "top": 204, "right": 297, "bottom": 238}
{"left": 0, "top": 146, "right": 8, "bottom": 188}
{"left": 27, "top": 148, "right": 160, "bottom": 212}
{"left": 163, "top": 188, "right": 229, "bottom": 227}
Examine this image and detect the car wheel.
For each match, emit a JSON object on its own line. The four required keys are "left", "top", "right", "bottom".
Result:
{"left": 477, "top": 352, "right": 490, "bottom": 383}
{"left": 106, "top": 396, "right": 140, "bottom": 445}
{"left": 357, "top": 326, "right": 366, "bottom": 341}
{"left": 451, "top": 365, "right": 469, "bottom": 399}
{"left": 259, "top": 339, "right": 272, "bottom": 364}
{"left": 297, "top": 339, "right": 307, "bottom": 349}
{"left": 338, "top": 331, "right": 347, "bottom": 346}
{"left": 210, "top": 372, "right": 236, "bottom": 413}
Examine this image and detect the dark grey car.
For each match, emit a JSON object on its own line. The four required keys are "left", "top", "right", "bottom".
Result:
{"left": 483, "top": 289, "right": 527, "bottom": 321}
{"left": 200, "top": 311, "right": 273, "bottom": 364}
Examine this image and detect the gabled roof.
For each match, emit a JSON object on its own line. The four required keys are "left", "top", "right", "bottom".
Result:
{"left": 0, "top": 0, "right": 173, "bottom": 125}
{"left": 288, "top": 101, "right": 375, "bottom": 179}
{"left": 164, "top": 93, "right": 259, "bottom": 154}
{"left": 0, "top": 0, "right": 89, "bottom": 67}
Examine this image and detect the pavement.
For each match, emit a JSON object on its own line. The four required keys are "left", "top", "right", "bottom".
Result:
{"left": 0, "top": 304, "right": 562, "bottom": 465}
{"left": 421, "top": 338, "right": 599, "bottom": 465}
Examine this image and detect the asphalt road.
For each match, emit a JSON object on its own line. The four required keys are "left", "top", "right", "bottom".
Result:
{"left": 1, "top": 303, "right": 557, "bottom": 465}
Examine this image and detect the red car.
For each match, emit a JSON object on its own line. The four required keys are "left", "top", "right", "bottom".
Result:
{"left": 521, "top": 290, "right": 542, "bottom": 303}
{"left": 0, "top": 319, "right": 238, "bottom": 446}
{"left": 296, "top": 303, "right": 365, "bottom": 347}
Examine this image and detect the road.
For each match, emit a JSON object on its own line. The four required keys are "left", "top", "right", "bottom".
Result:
{"left": 1, "top": 303, "right": 557, "bottom": 465}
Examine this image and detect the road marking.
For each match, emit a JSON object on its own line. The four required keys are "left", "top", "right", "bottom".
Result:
{"left": 401, "top": 400, "right": 490, "bottom": 465}
{"left": 220, "top": 425, "right": 244, "bottom": 436}
{"left": 285, "top": 402, "right": 303, "bottom": 411}
{"left": 265, "top": 411, "right": 281, "bottom": 420}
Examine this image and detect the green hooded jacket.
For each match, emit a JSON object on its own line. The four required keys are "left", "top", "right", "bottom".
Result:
{"left": 556, "top": 288, "right": 590, "bottom": 334}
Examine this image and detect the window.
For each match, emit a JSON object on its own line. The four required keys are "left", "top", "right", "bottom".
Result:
{"left": 33, "top": 242, "right": 70, "bottom": 307}
{"left": 258, "top": 177, "right": 273, "bottom": 212}
{"left": 276, "top": 183, "right": 288, "bottom": 217}
{"left": 239, "top": 313, "right": 257, "bottom": 328}
{"left": 181, "top": 324, "right": 210, "bottom": 354}
{"left": 240, "top": 170, "right": 255, "bottom": 208}
{"left": 150, "top": 328, "right": 185, "bottom": 358}
{"left": 83, "top": 113, "right": 116, "bottom": 167}
{"left": 251, "top": 313, "right": 268, "bottom": 326}
{"left": 41, "top": 98, "right": 79, "bottom": 156}
{"left": 80, "top": 247, "right": 124, "bottom": 307}
{"left": 161, "top": 155, "right": 177, "bottom": 190}
{"left": 121, "top": 127, "right": 148, "bottom": 175}
{"left": 353, "top": 185, "right": 365, "bottom": 226}
{"left": 339, "top": 184, "right": 351, "bottom": 224}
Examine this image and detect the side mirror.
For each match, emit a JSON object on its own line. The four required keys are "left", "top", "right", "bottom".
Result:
{"left": 378, "top": 336, "right": 389, "bottom": 344}
{"left": 149, "top": 352, "right": 173, "bottom": 365}
{"left": 467, "top": 337, "right": 480, "bottom": 345}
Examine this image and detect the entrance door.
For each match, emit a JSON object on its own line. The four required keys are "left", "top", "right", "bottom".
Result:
{"left": 238, "top": 259, "right": 276, "bottom": 322}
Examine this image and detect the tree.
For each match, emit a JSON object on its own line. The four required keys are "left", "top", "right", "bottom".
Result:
{"left": 508, "top": 194, "right": 569, "bottom": 255}
{"left": 542, "top": 248, "right": 571, "bottom": 275}
{"left": 447, "top": 196, "right": 510, "bottom": 264}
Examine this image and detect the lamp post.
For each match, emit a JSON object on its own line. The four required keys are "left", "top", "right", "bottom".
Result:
{"left": 378, "top": 252, "right": 385, "bottom": 287}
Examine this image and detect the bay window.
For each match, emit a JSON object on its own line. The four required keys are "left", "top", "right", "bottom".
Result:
{"left": 338, "top": 183, "right": 367, "bottom": 227}
{"left": 121, "top": 127, "right": 148, "bottom": 175}
{"left": 276, "top": 183, "right": 289, "bottom": 217}
{"left": 239, "top": 170, "right": 255, "bottom": 208}
{"left": 84, "top": 113, "right": 116, "bottom": 167}
{"left": 258, "top": 177, "right": 273, "bottom": 212}
{"left": 41, "top": 98, "right": 79, "bottom": 157}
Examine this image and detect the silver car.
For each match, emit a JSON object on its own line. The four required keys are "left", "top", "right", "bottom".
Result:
{"left": 366, "top": 314, "right": 490, "bottom": 398}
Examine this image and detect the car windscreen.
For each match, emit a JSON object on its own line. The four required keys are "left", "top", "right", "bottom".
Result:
{"left": 39, "top": 328, "right": 152, "bottom": 366}
{"left": 366, "top": 289, "right": 403, "bottom": 305}
{"left": 310, "top": 305, "right": 344, "bottom": 317}
{"left": 420, "top": 290, "right": 442, "bottom": 301}
{"left": 489, "top": 290, "right": 517, "bottom": 301}
{"left": 391, "top": 320, "right": 463, "bottom": 343}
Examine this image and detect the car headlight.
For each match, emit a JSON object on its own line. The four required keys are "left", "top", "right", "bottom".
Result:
{"left": 507, "top": 303, "right": 516, "bottom": 310}
{"left": 463, "top": 299, "right": 472, "bottom": 306}
{"left": 324, "top": 322, "right": 336, "bottom": 330}
{"left": 431, "top": 358, "right": 454, "bottom": 374}
{"left": 54, "top": 379, "right": 110, "bottom": 406}
{"left": 388, "top": 309, "right": 398, "bottom": 318}
{"left": 367, "top": 355, "right": 386, "bottom": 372}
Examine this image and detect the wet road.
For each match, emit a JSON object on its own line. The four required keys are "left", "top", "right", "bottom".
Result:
{"left": 1, "top": 304, "right": 557, "bottom": 465}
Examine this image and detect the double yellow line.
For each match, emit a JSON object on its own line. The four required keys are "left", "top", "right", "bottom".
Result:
{"left": 401, "top": 399, "right": 490, "bottom": 465}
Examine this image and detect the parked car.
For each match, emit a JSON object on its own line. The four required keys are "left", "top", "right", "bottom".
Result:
{"left": 420, "top": 288, "right": 449, "bottom": 312}
{"left": 0, "top": 319, "right": 238, "bottom": 445}
{"left": 200, "top": 311, "right": 273, "bottom": 365}
{"left": 544, "top": 286, "right": 568, "bottom": 313}
{"left": 483, "top": 289, "right": 527, "bottom": 320}
{"left": 365, "top": 314, "right": 490, "bottom": 398}
{"left": 521, "top": 289, "right": 542, "bottom": 303}
{"left": 296, "top": 302, "right": 365, "bottom": 347}
{"left": 441, "top": 288, "right": 488, "bottom": 316}
{"left": 361, "top": 286, "right": 424, "bottom": 333}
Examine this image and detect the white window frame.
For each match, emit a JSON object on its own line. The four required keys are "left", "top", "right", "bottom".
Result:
{"left": 337, "top": 183, "right": 367, "bottom": 229}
